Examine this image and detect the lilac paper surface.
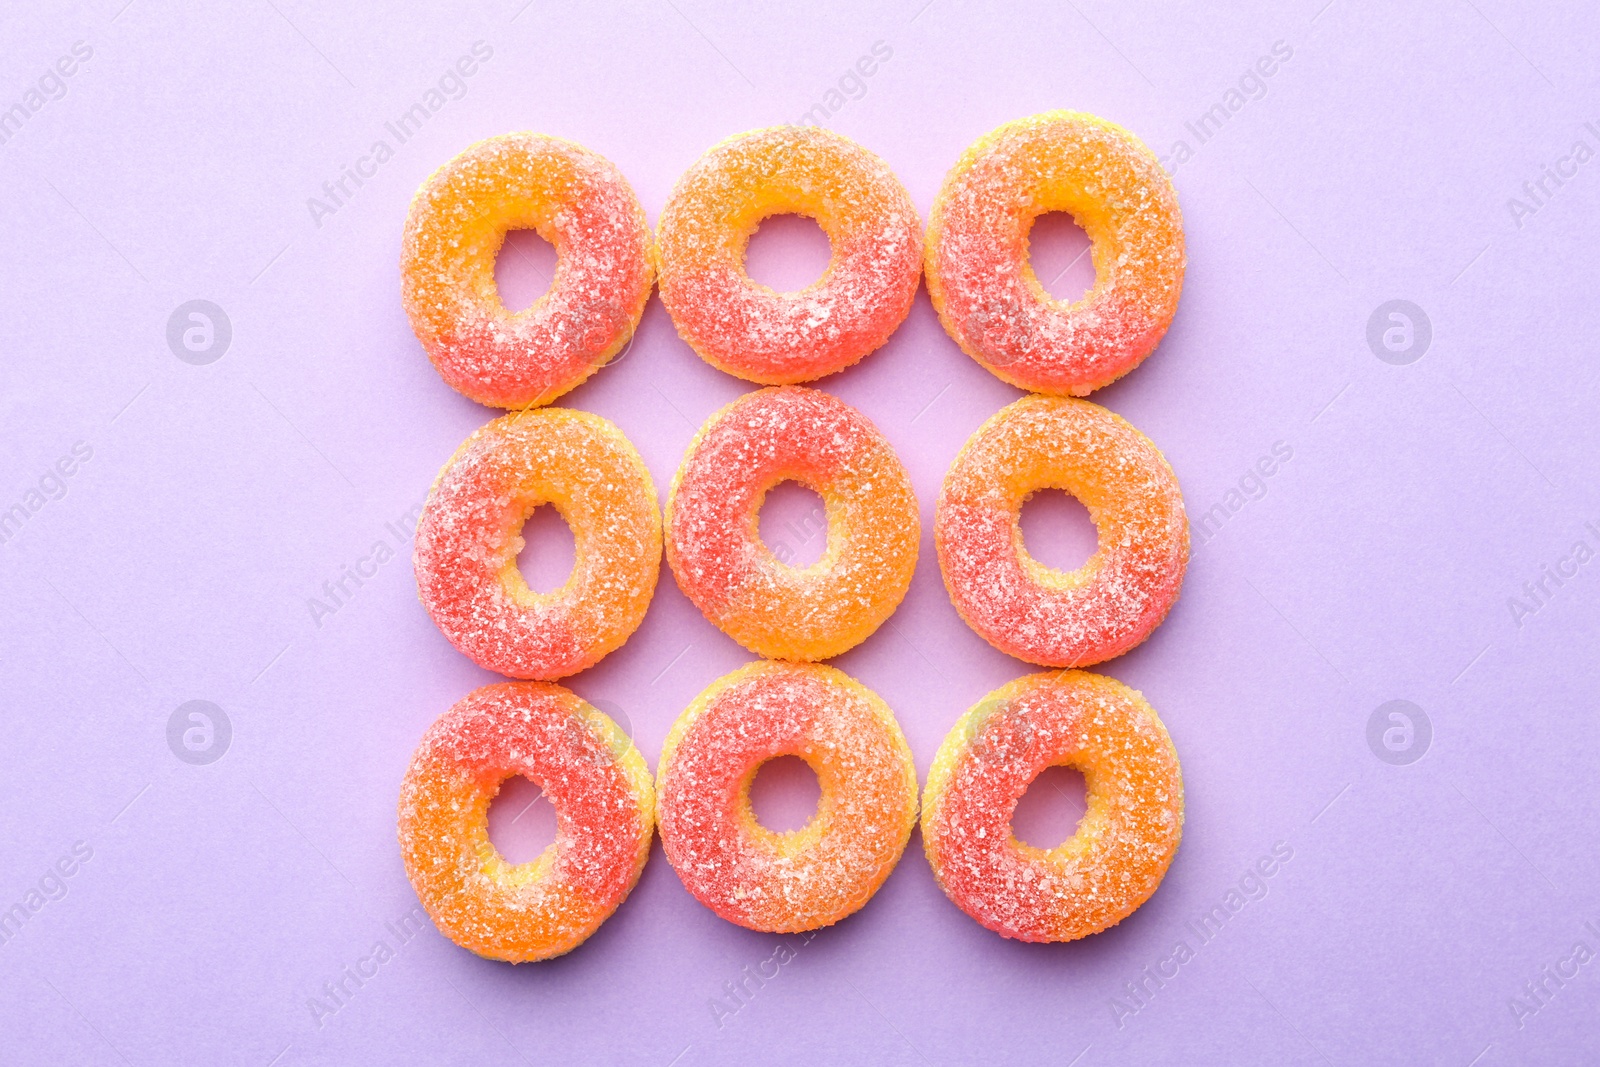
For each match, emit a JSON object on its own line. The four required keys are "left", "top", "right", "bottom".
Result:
{"left": 3, "top": 1, "right": 1598, "bottom": 1064}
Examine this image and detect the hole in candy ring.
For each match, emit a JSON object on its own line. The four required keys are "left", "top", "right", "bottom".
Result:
{"left": 1019, "top": 488, "right": 1099, "bottom": 573}
{"left": 1011, "top": 765, "right": 1089, "bottom": 849}
{"left": 748, "top": 755, "right": 822, "bottom": 834}
{"left": 493, "top": 228, "right": 558, "bottom": 313}
{"left": 515, "top": 504, "right": 577, "bottom": 594}
{"left": 744, "top": 213, "right": 833, "bottom": 293}
{"left": 1027, "top": 211, "right": 1096, "bottom": 303}
{"left": 486, "top": 774, "right": 558, "bottom": 864}
{"left": 758, "top": 480, "right": 829, "bottom": 569}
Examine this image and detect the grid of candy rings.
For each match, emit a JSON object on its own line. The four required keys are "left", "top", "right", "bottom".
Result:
{"left": 397, "top": 112, "right": 1189, "bottom": 962}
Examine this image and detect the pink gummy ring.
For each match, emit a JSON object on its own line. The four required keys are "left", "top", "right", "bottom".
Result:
{"left": 397, "top": 681, "right": 654, "bottom": 962}
{"left": 656, "top": 126, "right": 922, "bottom": 384}
{"left": 922, "top": 669, "right": 1183, "bottom": 942}
{"left": 665, "top": 386, "right": 919, "bottom": 661}
{"left": 655, "top": 660, "right": 919, "bottom": 933}
{"left": 926, "top": 111, "right": 1185, "bottom": 395}
{"left": 936, "top": 395, "right": 1188, "bottom": 668}
{"left": 414, "top": 407, "right": 661, "bottom": 679}
{"left": 400, "top": 132, "right": 654, "bottom": 409}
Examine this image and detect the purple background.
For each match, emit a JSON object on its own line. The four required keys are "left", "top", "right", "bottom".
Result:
{"left": 4, "top": 1, "right": 1599, "bottom": 1063}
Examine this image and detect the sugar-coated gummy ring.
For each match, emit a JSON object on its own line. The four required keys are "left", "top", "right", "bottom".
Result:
{"left": 400, "top": 133, "right": 654, "bottom": 409}
{"left": 656, "top": 661, "right": 919, "bottom": 933}
{"left": 656, "top": 126, "right": 922, "bottom": 384}
{"left": 666, "top": 387, "right": 919, "bottom": 661}
{"left": 925, "top": 111, "right": 1185, "bottom": 395}
{"left": 397, "top": 682, "right": 654, "bottom": 962}
{"left": 922, "top": 670, "right": 1183, "bottom": 942}
{"left": 415, "top": 408, "right": 661, "bottom": 679}
{"left": 936, "top": 395, "right": 1187, "bottom": 668}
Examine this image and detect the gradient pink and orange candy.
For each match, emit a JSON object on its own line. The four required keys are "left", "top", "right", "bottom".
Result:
{"left": 400, "top": 132, "right": 653, "bottom": 409}
{"left": 936, "top": 395, "right": 1188, "bottom": 669}
{"left": 656, "top": 125, "right": 922, "bottom": 385}
{"left": 925, "top": 111, "right": 1185, "bottom": 397}
{"left": 665, "top": 386, "right": 919, "bottom": 662}
{"left": 922, "top": 671, "right": 1183, "bottom": 943}
{"left": 656, "top": 661, "right": 919, "bottom": 933}
{"left": 414, "top": 407, "right": 661, "bottom": 681}
{"left": 398, "top": 683, "right": 655, "bottom": 962}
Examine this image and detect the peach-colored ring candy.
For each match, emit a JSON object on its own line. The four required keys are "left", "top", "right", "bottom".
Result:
{"left": 936, "top": 396, "right": 1187, "bottom": 668}
{"left": 665, "top": 387, "right": 918, "bottom": 661}
{"left": 922, "top": 670, "right": 1183, "bottom": 942}
{"left": 656, "top": 126, "right": 922, "bottom": 384}
{"left": 401, "top": 133, "right": 653, "bottom": 409}
{"left": 656, "top": 661, "right": 919, "bottom": 932}
{"left": 926, "top": 111, "right": 1185, "bottom": 395}
{"left": 398, "top": 682, "right": 654, "bottom": 962}
{"left": 414, "top": 408, "right": 660, "bottom": 679}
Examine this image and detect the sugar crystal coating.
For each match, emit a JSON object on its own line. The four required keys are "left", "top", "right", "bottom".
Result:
{"left": 656, "top": 661, "right": 919, "bottom": 933}
{"left": 925, "top": 111, "right": 1185, "bottom": 396}
{"left": 397, "top": 682, "right": 654, "bottom": 962}
{"left": 656, "top": 126, "right": 922, "bottom": 384}
{"left": 415, "top": 407, "right": 661, "bottom": 679}
{"left": 936, "top": 395, "right": 1187, "bottom": 668}
{"left": 665, "top": 387, "right": 919, "bottom": 661}
{"left": 922, "top": 670, "right": 1183, "bottom": 942}
{"left": 400, "top": 132, "right": 654, "bottom": 409}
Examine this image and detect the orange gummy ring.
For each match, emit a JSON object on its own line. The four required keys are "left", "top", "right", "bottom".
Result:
{"left": 397, "top": 682, "right": 654, "bottom": 962}
{"left": 922, "top": 670, "right": 1183, "bottom": 942}
{"left": 656, "top": 126, "right": 922, "bottom": 384}
{"left": 936, "top": 395, "right": 1187, "bottom": 668}
{"left": 656, "top": 661, "right": 919, "bottom": 933}
{"left": 665, "top": 386, "right": 919, "bottom": 661}
{"left": 414, "top": 407, "right": 661, "bottom": 679}
{"left": 400, "top": 133, "right": 654, "bottom": 409}
{"left": 926, "top": 112, "right": 1185, "bottom": 395}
